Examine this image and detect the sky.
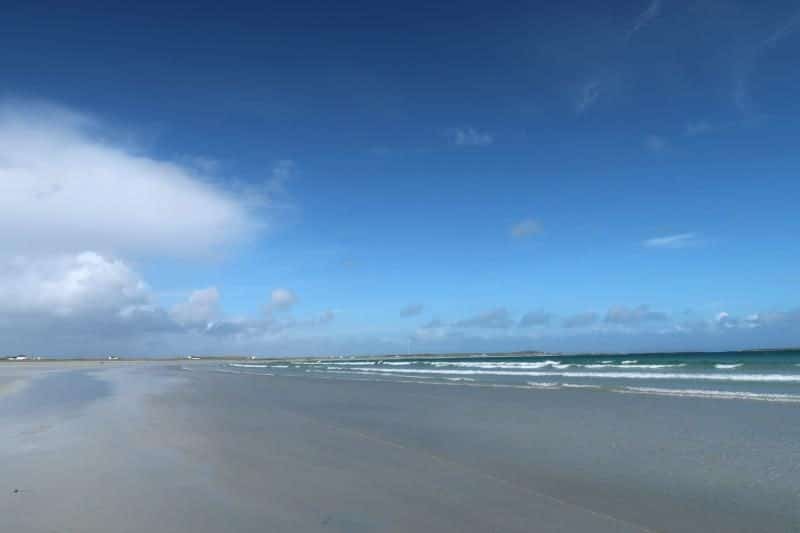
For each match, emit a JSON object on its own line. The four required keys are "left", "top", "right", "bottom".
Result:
{"left": 1, "top": 0, "right": 799, "bottom": 356}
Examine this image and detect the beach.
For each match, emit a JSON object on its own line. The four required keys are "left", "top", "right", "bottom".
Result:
{"left": 1, "top": 361, "right": 798, "bottom": 532}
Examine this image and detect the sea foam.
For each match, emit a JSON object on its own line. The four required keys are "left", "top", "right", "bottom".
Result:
{"left": 341, "top": 366, "right": 800, "bottom": 383}
{"left": 619, "top": 386, "right": 800, "bottom": 403}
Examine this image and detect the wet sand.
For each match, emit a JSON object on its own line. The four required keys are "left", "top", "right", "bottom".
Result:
{"left": 1, "top": 362, "right": 798, "bottom": 532}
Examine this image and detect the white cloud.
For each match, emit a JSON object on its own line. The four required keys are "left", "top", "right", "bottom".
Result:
{"left": 763, "top": 10, "right": 800, "bottom": 48}
{"left": 575, "top": 81, "right": 601, "bottom": 114}
{"left": 170, "top": 287, "right": 221, "bottom": 327}
{"left": 0, "top": 99, "right": 256, "bottom": 257}
{"left": 643, "top": 233, "right": 699, "bottom": 249}
{"left": 511, "top": 219, "right": 542, "bottom": 239}
{"left": 310, "top": 309, "right": 336, "bottom": 326}
{"left": 270, "top": 288, "right": 297, "bottom": 310}
{"left": 0, "top": 101, "right": 344, "bottom": 355}
{"left": 420, "top": 318, "right": 446, "bottom": 329}
{"left": 518, "top": 311, "right": 552, "bottom": 327}
{"left": 0, "top": 251, "right": 183, "bottom": 352}
{"left": 644, "top": 135, "right": 667, "bottom": 153}
{"left": 605, "top": 305, "right": 668, "bottom": 325}
{"left": 236, "top": 159, "right": 296, "bottom": 209}
{"left": 448, "top": 127, "right": 493, "bottom": 147}
{"left": 686, "top": 121, "right": 712, "bottom": 136}
{"left": 400, "top": 303, "right": 424, "bottom": 317}
{"left": 455, "top": 308, "right": 514, "bottom": 329}
{"left": 0, "top": 250, "right": 342, "bottom": 353}
{"left": 562, "top": 312, "right": 599, "bottom": 328}
{"left": 741, "top": 310, "right": 800, "bottom": 328}
{"left": 714, "top": 311, "right": 738, "bottom": 329}
{"left": 0, "top": 252, "right": 151, "bottom": 318}
{"left": 687, "top": 309, "right": 800, "bottom": 334}
{"left": 628, "top": 0, "right": 661, "bottom": 40}
{"left": 734, "top": 11, "right": 800, "bottom": 114}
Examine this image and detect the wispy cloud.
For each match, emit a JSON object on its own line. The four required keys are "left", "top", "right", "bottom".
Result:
{"left": 448, "top": 127, "right": 493, "bottom": 147}
{"left": 575, "top": 81, "right": 601, "bottom": 114}
{"left": 763, "top": 11, "right": 800, "bottom": 48}
{"left": 643, "top": 233, "right": 699, "bottom": 249}
{"left": 681, "top": 308, "right": 800, "bottom": 334}
{"left": 309, "top": 309, "right": 336, "bottom": 326}
{"left": 519, "top": 310, "right": 553, "bottom": 327}
{"left": 420, "top": 318, "right": 445, "bottom": 329}
{"left": 400, "top": 303, "right": 424, "bottom": 317}
{"left": 605, "top": 305, "right": 668, "bottom": 325}
{"left": 734, "top": 10, "right": 800, "bottom": 113}
{"left": 270, "top": 288, "right": 297, "bottom": 310}
{"left": 414, "top": 318, "right": 449, "bottom": 340}
{"left": 510, "top": 219, "right": 542, "bottom": 239}
{"left": 738, "top": 309, "right": 800, "bottom": 328}
{"left": 627, "top": 0, "right": 661, "bottom": 40}
{"left": 644, "top": 135, "right": 667, "bottom": 153}
{"left": 685, "top": 121, "right": 713, "bottom": 136}
{"left": 455, "top": 308, "right": 515, "bottom": 329}
{"left": 562, "top": 312, "right": 599, "bottom": 328}
{"left": 714, "top": 311, "right": 738, "bottom": 329}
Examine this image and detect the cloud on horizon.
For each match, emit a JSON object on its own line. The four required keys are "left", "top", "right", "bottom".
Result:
{"left": 0, "top": 254, "right": 796, "bottom": 357}
{"left": 0, "top": 251, "right": 336, "bottom": 354}
{"left": 562, "top": 312, "right": 599, "bottom": 328}
{"left": 454, "top": 308, "right": 515, "bottom": 329}
{"left": 518, "top": 310, "right": 553, "bottom": 327}
{"left": 605, "top": 305, "right": 668, "bottom": 325}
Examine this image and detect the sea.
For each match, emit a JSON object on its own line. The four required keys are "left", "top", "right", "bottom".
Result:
{"left": 224, "top": 349, "right": 800, "bottom": 403}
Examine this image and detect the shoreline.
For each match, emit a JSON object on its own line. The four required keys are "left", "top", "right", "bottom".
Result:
{"left": 2, "top": 346, "right": 799, "bottom": 364}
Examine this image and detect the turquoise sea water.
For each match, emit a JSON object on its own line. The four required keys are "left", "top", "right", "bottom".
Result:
{"left": 224, "top": 350, "right": 800, "bottom": 403}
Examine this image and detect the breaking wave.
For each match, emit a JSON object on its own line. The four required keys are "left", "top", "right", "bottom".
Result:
{"left": 340, "top": 366, "right": 800, "bottom": 383}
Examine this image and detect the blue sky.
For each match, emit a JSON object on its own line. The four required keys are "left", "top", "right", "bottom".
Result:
{"left": 0, "top": 0, "right": 799, "bottom": 356}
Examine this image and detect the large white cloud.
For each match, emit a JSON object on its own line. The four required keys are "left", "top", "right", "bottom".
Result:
{"left": 0, "top": 252, "right": 152, "bottom": 318}
{"left": 0, "top": 100, "right": 339, "bottom": 355}
{"left": 0, "top": 100, "right": 256, "bottom": 257}
{"left": 0, "top": 250, "right": 336, "bottom": 354}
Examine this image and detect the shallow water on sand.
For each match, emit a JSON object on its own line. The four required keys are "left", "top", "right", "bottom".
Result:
{"left": 0, "top": 370, "right": 112, "bottom": 416}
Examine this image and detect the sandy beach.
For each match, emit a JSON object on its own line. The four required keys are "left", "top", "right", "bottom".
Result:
{"left": 1, "top": 362, "right": 798, "bottom": 532}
